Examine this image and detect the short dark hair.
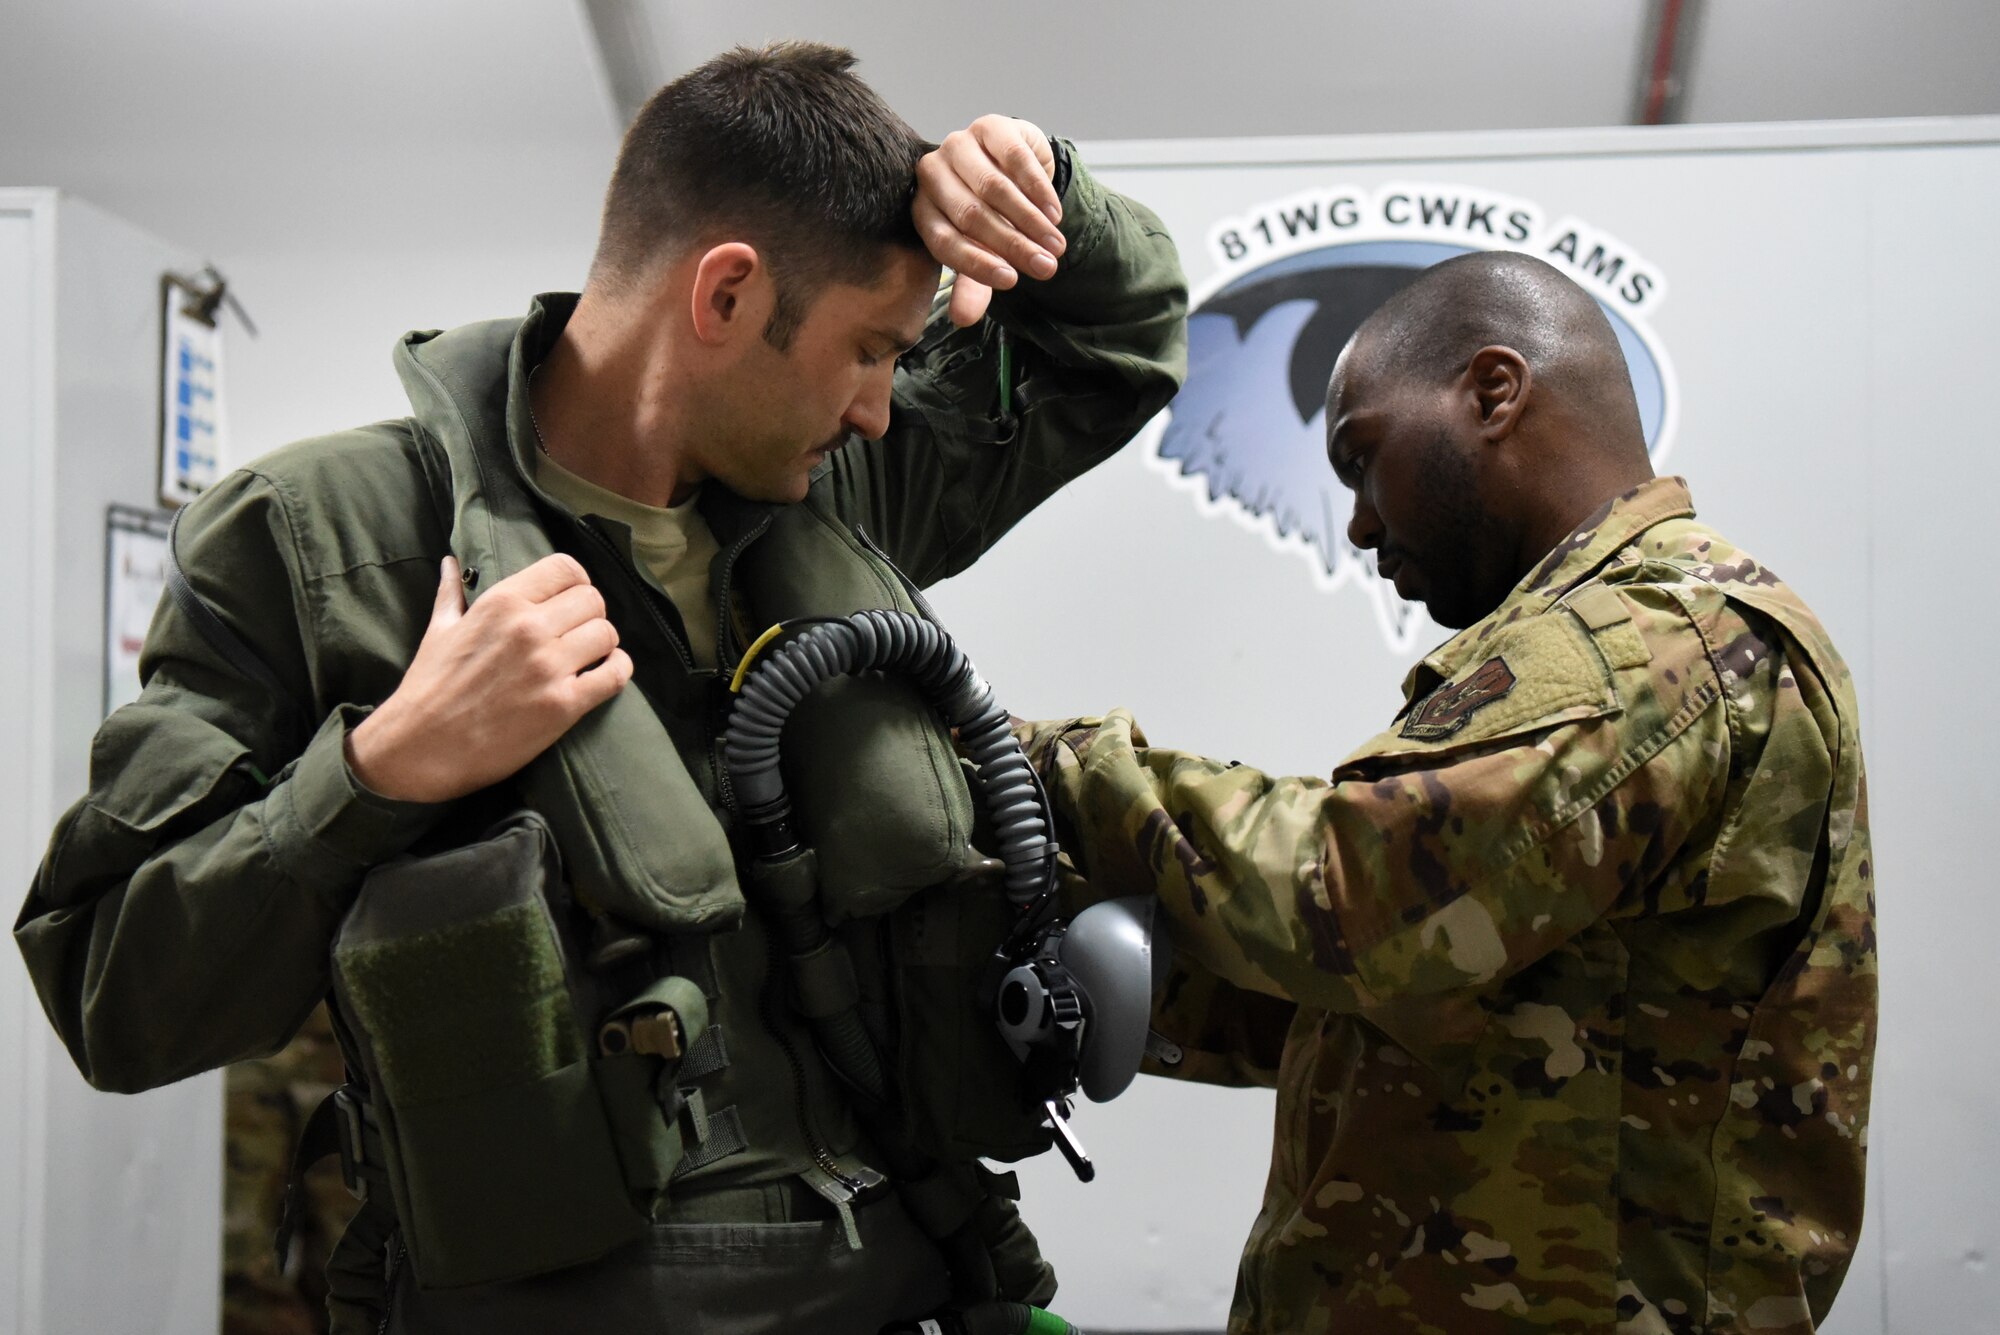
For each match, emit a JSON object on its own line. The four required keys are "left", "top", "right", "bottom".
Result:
{"left": 590, "top": 42, "right": 931, "bottom": 348}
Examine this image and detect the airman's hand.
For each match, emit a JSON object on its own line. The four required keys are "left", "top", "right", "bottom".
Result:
{"left": 346, "top": 554, "right": 632, "bottom": 803}
{"left": 914, "top": 115, "right": 1065, "bottom": 327}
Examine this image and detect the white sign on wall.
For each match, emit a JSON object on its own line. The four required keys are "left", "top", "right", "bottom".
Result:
{"left": 159, "top": 281, "right": 225, "bottom": 507}
{"left": 1149, "top": 181, "right": 1676, "bottom": 651}
{"left": 103, "top": 505, "right": 171, "bottom": 717}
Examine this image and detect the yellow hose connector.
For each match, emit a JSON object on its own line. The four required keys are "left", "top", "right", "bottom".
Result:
{"left": 729, "top": 623, "right": 789, "bottom": 694}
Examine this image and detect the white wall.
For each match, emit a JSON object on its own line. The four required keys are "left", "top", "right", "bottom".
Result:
{"left": 0, "top": 191, "right": 230, "bottom": 1335}
{"left": 216, "top": 229, "right": 600, "bottom": 475}
{"left": 0, "top": 188, "right": 54, "bottom": 1335}
{"left": 1860, "top": 141, "right": 2000, "bottom": 1333}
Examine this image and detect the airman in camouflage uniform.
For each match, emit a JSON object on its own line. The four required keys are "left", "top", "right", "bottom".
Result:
{"left": 1028, "top": 253, "right": 1873, "bottom": 1333}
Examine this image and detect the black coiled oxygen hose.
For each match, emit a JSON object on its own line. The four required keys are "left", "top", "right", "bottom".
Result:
{"left": 723, "top": 609, "right": 1056, "bottom": 907}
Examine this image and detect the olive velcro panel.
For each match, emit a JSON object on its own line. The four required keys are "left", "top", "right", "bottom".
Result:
{"left": 889, "top": 881, "right": 1054, "bottom": 1162}
{"left": 338, "top": 902, "right": 578, "bottom": 1106}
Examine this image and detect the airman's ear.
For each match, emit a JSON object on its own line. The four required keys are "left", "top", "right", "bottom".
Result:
{"left": 1466, "top": 345, "right": 1531, "bottom": 442}
{"left": 690, "top": 243, "right": 768, "bottom": 346}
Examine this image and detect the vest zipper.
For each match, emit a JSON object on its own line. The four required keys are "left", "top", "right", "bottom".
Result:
{"left": 374, "top": 1234, "right": 406, "bottom": 1335}
{"left": 712, "top": 729, "right": 739, "bottom": 817}
{"left": 576, "top": 517, "right": 697, "bottom": 675}
{"left": 851, "top": 524, "right": 942, "bottom": 626}
{"left": 712, "top": 513, "right": 775, "bottom": 668}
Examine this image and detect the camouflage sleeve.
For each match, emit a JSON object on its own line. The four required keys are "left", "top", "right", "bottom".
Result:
{"left": 1143, "top": 954, "right": 1294, "bottom": 1089}
{"left": 821, "top": 150, "right": 1188, "bottom": 586}
{"left": 1021, "top": 716, "right": 1295, "bottom": 1088}
{"left": 1045, "top": 593, "right": 1734, "bottom": 1013}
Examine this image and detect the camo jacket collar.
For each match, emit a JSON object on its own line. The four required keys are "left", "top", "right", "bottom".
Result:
{"left": 1399, "top": 475, "right": 1696, "bottom": 708}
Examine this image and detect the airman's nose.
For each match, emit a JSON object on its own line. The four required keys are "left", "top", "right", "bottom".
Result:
{"left": 1347, "top": 494, "right": 1382, "bottom": 551}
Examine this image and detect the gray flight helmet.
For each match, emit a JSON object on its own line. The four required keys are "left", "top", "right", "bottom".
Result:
{"left": 1065, "top": 895, "right": 1173, "bottom": 1101}
{"left": 996, "top": 896, "right": 1173, "bottom": 1105}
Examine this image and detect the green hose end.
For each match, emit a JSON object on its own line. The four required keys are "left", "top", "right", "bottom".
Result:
{"left": 1024, "top": 1307, "right": 1077, "bottom": 1335}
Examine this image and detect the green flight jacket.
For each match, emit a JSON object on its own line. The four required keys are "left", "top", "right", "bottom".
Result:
{"left": 16, "top": 156, "right": 1186, "bottom": 1320}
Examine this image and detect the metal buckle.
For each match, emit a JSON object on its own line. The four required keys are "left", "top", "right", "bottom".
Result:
{"left": 333, "top": 1085, "right": 369, "bottom": 1201}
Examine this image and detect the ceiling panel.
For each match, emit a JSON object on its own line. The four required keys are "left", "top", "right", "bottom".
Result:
{"left": 640, "top": 1, "right": 1649, "bottom": 142}
{"left": 0, "top": 0, "right": 615, "bottom": 251}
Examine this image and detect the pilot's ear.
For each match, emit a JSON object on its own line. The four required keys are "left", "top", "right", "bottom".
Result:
{"left": 1466, "top": 345, "right": 1529, "bottom": 442}
{"left": 691, "top": 243, "right": 767, "bottom": 345}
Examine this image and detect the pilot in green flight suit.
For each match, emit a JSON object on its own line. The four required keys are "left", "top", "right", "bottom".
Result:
{"left": 15, "top": 41, "right": 1187, "bottom": 1334}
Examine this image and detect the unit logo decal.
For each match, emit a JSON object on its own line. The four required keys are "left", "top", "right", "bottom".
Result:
{"left": 1149, "top": 182, "right": 1676, "bottom": 651}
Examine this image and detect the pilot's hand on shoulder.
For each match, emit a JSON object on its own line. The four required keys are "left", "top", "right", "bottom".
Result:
{"left": 346, "top": 554, "right": 632, "bottom": 803}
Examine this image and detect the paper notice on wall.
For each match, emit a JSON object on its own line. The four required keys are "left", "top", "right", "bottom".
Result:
{"left": 159, "top": 286, "right": 225, "bottom": 506}
{"left": 105, "top": 505, "right": 173, "bottom": 717}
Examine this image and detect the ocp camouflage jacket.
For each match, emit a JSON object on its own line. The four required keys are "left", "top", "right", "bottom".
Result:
{"left": 1042, "top": 477, "right": 1875, "bottom": 1334}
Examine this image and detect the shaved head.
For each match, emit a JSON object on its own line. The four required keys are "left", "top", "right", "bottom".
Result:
{"left": 1348, "top": 251, "right": 1646, "bottom": 457}
{"left": 1324, "top": 252, "right": 1656, "bottom": 628}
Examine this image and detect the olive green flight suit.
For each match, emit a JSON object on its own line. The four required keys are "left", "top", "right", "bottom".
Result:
{"left": 17, "top": 151, "right": 1187, "bottom": 1334}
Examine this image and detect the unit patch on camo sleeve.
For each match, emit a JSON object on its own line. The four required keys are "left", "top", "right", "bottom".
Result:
{"left": 1400, "top": 656, "right": 1518, "bottom": 740}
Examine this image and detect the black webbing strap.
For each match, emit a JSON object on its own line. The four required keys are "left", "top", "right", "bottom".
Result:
{"left": 274, "top": 1083, "right": 383, "bottom": 1269}
{"left": 274, "top": 1091, "right": 339, "bottom": 1270}
{"left": 672, "top": 1104, "right": 748, "bottom": 1178}
{"left": 663, "top": 1024, "right": 744, "bottom": 1178}
{"left": 674, "top": 1023, "right": 729, "bottom": 1083}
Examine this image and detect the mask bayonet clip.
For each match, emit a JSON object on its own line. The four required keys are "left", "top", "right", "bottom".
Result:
{"left": 1043, "top": 1097, "right": 1094, "bottom": 1183}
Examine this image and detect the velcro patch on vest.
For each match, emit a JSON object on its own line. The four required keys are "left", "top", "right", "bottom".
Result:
{"left": 1401, "top": 657, "right": 1518, "bottom": 740}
